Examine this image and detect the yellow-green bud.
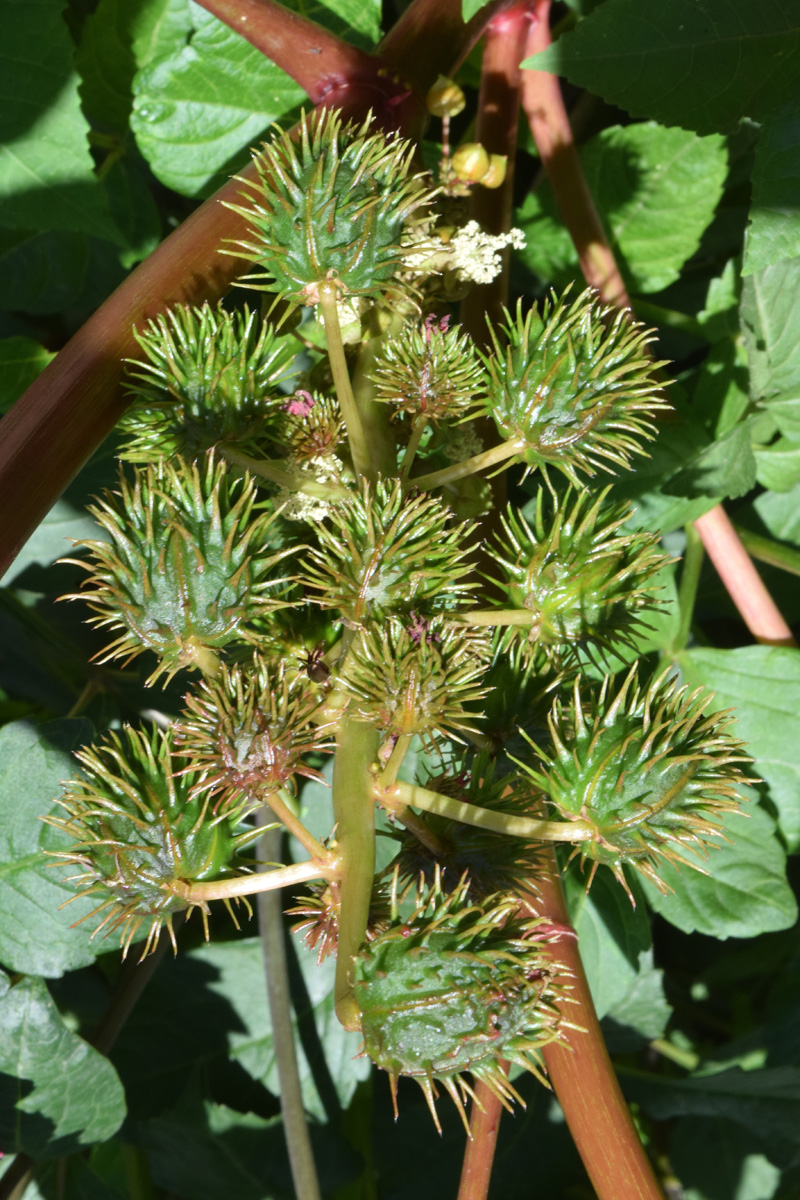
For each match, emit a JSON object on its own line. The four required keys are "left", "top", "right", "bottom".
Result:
{"left": 451, "top": 142, "right": 491, "bottom": 183}
{"left": 479, "top": 154, "right": 508, "bottom": 189}
{"left": 426, "top": 75, "right": 466, "bottom": 118}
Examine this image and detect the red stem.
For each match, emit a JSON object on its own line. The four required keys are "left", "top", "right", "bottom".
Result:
{"left": 195, "top": 0, "right": 375, "bottom": 101}
{"left": 460, "top": 0, "right": 533, "bottom": 342}
{"left": 457, "top": 1067, "right": 507, "bottom": 1200}
{"left": 379, "top": 0, "right": 513, "bottom": 95}
{"left": 519, "top": 0, "right": 795, "bottom": 648}
{"left": 520, "top": 0, "right": 628, "bottom": 308}
{"left": 694, "top": 506, "right": 797, "bottom": 646}
{"left": 536, "top": 864, "right": 664, "bottom": 1200}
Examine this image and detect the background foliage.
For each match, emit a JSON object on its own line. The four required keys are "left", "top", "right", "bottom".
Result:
{"left": 1, "top": 0, "right": 800, "bottom": 1197}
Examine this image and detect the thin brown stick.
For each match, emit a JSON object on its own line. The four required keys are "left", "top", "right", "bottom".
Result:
{"left": 694, "top": 506, "right": 797, "bottom": 646}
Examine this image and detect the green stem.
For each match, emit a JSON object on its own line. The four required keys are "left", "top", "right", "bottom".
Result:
{"left": 378, "top": 733, "right": 414, "bottom": 789}
{"left": 460, "top": 607, "right": 535, "bottom": 627}
{"left": 733, "top": 524, "right": 800, "bottom": 579}
{"left": 317, "top": 283, "right": 372, "bottom": 482}
{"left": 219, "top": 444, "right": 350, "bottom": 499}
{"left": 387, "top": 780, "right": 592, "bottom": 842}
{"left": 259, "top": 788, "right": 329, "bottom": 861}
{"left": 257, "top": 819, "right": 322, "bottom": 1200}
{"left": 331, "top": 718, "right": 379, "bottom": 1031}
{"left": 649, "top": 1038, "right": 700, "bottom": 1072}
{"left": 173, "top": 858, "right": 336, "bottom": 903}
{"left": 409, "top": 437, "right": 524, "bottom": 490}
{"left": 671, "top": 522, "right": 704, "bottom": 655}
{"left": 400, "top": 414, "right": 429, "bottom": 481}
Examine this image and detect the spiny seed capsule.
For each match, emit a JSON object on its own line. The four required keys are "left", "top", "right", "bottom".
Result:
{"left": 299, "top": 478, "right": 476, "bottom": 627}
{"left": 369, "top": 314, "right": 486, "bottom": 423}
{"left": 173, "top": 657, "right": 333, "bottom": 810}
{"left": 119, "top": 303, "right": 295, "bottom": 463}
{"left": 230, "top": 109, "right": 435, "bottom": 303}
{"left": 488, "top": 486, "right": 669, "bottom": 667}
{"left": 354, "top": 871, "right": 570, "bottom": 1132}
{"left": 518, "top": 664, "right": 752, "bottom": 896}
{"left": 483, "top": 288, "right": 669, "bottom": 483}
{"left": 48, "top": 726, "right": 260, "bottom": 958}
{"left": 63, "top": 454, "right": 291, "bottom": 684}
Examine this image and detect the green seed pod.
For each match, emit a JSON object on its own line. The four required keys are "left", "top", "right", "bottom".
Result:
{"left": 490, "top": 486, "right": 668, "bottom": 666}
{"left": 369, "top": 314, "right": 486, "bottom": 423}
{"left": 278, "top": 391, "right": 344, "bottom": 463}
{"left": 483, "top": 289, "right": 669, "bottom": 483}
{"left": 119, "top": 303, "right": 296, "bottom": 462}
{"left": 354, "top": 871, "right": 568, "bottom": 1130}
{"left": 342, "top": 616, "right": 491, "bottom": 748}
{"left": 49, "top": 726, "right": 260, "bottom": 957}
{"left": 231, "top": 109, "right": 435, "bottom": 303}
{"left": 65, "top": 453, "right": 291, "bottom": 684}
{"left": 299, "top": 478, "right": 476, "bottom": 627}
{"left": 393, "top": 752, "right": 547, "bottom": 900}
{"left": 426, "top": 75, "right": 466, "bottom": 119}
{"left": 451, "top": 142, "right": 491, "bottom": 183}
{"left": 520, "top": 665, "right": 752, "bottom": 895}
{"left": 174, "top": 657, "right": 333, "bottom": 810}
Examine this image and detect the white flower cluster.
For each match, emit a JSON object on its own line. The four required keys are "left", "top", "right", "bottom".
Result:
{"left": 449, "top": 222, "right": 526, "bottom": 285}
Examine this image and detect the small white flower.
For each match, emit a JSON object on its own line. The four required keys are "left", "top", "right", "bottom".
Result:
{"left": 449, "top": 221, "right": 527, "bottom": 284}
{"left": 277, "top": 456, "right": 344, "bottom": 524}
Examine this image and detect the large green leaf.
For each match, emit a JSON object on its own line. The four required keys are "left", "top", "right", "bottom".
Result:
{"left": 0, "top": 0, "right": 121, "bottom": 241}
{"left": 624, "top": 1066, "right": 800, "bottom": 1168}
{"left": 745, "top": 104, "right": 800, "bottom": 275}
{"left": 77, "top": 0, "right": 193, "bottom": 132}
{"left": 131, "top": 0, "right": 382, "bottom": 198}
{"left": 0, "top": 973, "right": 126, "bottom": 1159}
{"left": 522, "top": 1, "right": 800, "bottom": 136}
{"left": 753, "top": 482, "right": 800, "bottom": 545}
{"left": 679, "top": 646, "right": 800, "bottom": 851}
{"left": 740, "top": 256, "right": 800, "bottom": 402}
{"left": 0, "top": 227, "right": 126, "bottom": 316}
{"left": 131, "top": 3, "right": 305, "bottom": 197}
{"left": 114, "top": 934, "right": 370, "bottom": 1122}
{"left": 563, "top": 866, "right": 651, "bottom": 1019}
{"left": 0, "top": 720, "right": 106, "bottom": 977}
{"left": 671, "top": 1117, "right": 782, "bottom": 1200}
{"left": 640, "top": 799, "right": 797, "bottom": 939}
{"left": 517, "top": 122, "right": 728, "bottom": 293}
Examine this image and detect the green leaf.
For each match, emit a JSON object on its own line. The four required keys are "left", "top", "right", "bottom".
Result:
{"left": 563, "top": 866, "right": 651, "bottom": 1019}
{"left": 0, "top": 719, "right": 107, "bottom": 977}
{"left": 604, "top": 956, "right": 671, "bottom": 1043}
{"left": 754, "top": 437, "right": 800, "bottom": 492}
{"left": 114, "top": 934, "right": 370, "bottom": 1121}
{"left": 0, "top": 227, "right": 126, "bottom": 316}
{"left": 0, "top": 974, "right": 126, "bottom": 1159}
{"left": 462, "top": 0, "right": 493, "bottom": 21}
{"left": 640, "top": 798, "right": 797, "bottom": 939}
{"left": 690, "top": 341, "right": 749, "bottom": 438}
{"left": 680, "top": 646, "right": 800, "bottom": 851}
{"left": 740, "top": 256, "right": 800, "bottom": 402}
{"left": 522, "top": 0, "right": 800, "bottom": 136}
{"left": 131, "top": 3, "right": 305, "bottom": 197}
{"left": 0, "top": 0, "right": 121, "bottom": 241}
{"left": 744, "top": 105, "right": 800, "bottom": 275}
{"left": 763, "top": 393, "right": 800, "bottom": 440}
{"left": 624, "top": 1066, "right": 800, "bottom": 1168}
{"left": 665, "top": 420, "right": 757, "bottom": 502}
{"left": 78, "top": 0, "right": 193, "bottom": 132}
{"left": 753, "top": 482, "right": 800, "bottom": 545}
{"left": 697, "top": 259, "right": 741, "bottom": 344}
{"left": 0, "top": 337, "right": 54, "bottom": 414}
{"left": 517, "top": 122, "right": 728, "bottom": 293}
{"left": 671, "top": 1117, "right": 782, "bottom": 1200}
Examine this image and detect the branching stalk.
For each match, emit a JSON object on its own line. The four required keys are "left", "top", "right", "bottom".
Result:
{"left": 331, "top": 719, "right": 379, "bottom": 1030}
{"left": 172, "top": 858, "right": 336, "bottom": 903}
{"left": 386, "top": 781, "right": 592, "bottom": 842}
{"left": 318, "top": 283, "right": 372, "bottom": 482}
{"left": 409, "top": 438, "right": 524, "bottom": 490}
{"left": 219, "top": 444, "right": 350, "bottom": 499}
